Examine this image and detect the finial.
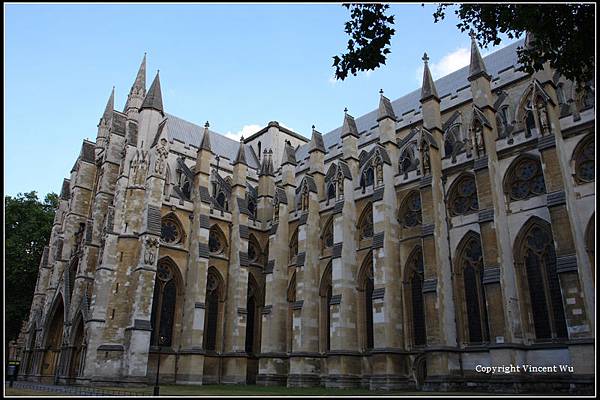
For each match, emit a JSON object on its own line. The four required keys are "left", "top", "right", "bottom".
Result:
{"left": 422, "top": 52, "right": 429, "bottom": 64}
{"left": 312, "top": 124, "right": 315, "bottom": 130}
{"left": 268, "top": 149, "right": 273, "bottom": 155}
{"left": 379, "top": 88, "right": 384, "bottom": 95}
{"left": 263, "top": 149, "right": 268, "bottom": 155}
{"left": 344, "top": 107, "right": 348, "bottom": 114}
{"left": 204, "top": 121, "right": 210, "bottom": 128}
{"left": 240, "top": 135, "right": 244, "bottom": 142}
{"left": 469, "top": 30, "right": 476, "bottom": 41}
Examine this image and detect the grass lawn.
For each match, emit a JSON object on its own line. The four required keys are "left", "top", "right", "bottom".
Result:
{"left": 5, "top": 387, "right": 58, "bottom": 396}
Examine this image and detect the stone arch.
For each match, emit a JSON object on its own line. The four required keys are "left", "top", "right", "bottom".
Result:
{"left": 41, "top": 293, "right": 65, "bottom": 379}
{"left": 403, "top": 246, "right": 426, "bottom": 347}
{"left": 150, "top": 256, "right": 183, "bottom": 347}
{"left": 321, "top": 216, "right": 334, "bottom": 251}
{"left": 289, "top": 227, "right": 298, "bottom": 264}
{"left": 248, "top": 234, "right": 262, "bottom": 265}
{"left": 452, "top": 231, "right": 490, "bottom": 345}
{"left": 398, "top": 141, "right": 419, "bottom": 178}
{"left": 513, "top": 216, "right": 568, "bottom": 341}
{"left": 209, "top": 224, "right": 228, "bottom": 255}
{"left": 447, "top": 173, "right": 479, "bottom": 217}
{"left": 398, "top": 190, "right": 422, "bottom": 228}
{"left": 287, "top": 272, "right": 297, "bottom": 352}
{"left": 502, "top": 153, "right": 546, "bottom": 202}
{"left": 204, "top": 266, "right": 225, "bottom": 352}
{"left": 68, "top": 312, "right": 86, "bottom": 379}
{"left": 357, "top": 202, "right": 373, "bottom": 240}
{"left": 160, "top": 212, "right": 186, "bottom": 245}
{"left": 571, "top": 133, "right": 595, "bottom": 184}
{"left": 245, "top": 272, "right": 263, "bottom": 355}
{"left": 357, "top": 252, "right": 374, "bottom": 350}
{"left": 319, "top": 261, "right": 333, "bottom": 352}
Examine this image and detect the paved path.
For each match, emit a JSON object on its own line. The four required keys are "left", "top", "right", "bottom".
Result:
{"left": 8, "top": 381, "right": 145, "bottom": 396}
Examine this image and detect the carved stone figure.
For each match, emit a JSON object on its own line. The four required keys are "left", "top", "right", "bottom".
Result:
{"left": 143, "top": 237, "right": 159, "bottom": 265}
{"left": 154, "top": 138, "right": 169, "bottom": 174}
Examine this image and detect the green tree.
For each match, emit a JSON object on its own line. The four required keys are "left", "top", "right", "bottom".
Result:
{"left": 5, "top": 191, "right": 58, "bottom": 342}
{"left": 333, "top": 4, "right": 594, "bottom": 84}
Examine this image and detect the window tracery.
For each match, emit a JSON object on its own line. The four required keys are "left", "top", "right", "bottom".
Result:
{"left": 448, "top": 175, "right": 479, "bottom": 217}
{"left": 358, "top": 203, "right": 373, "bottom": 240}
{"left": 161, "top": 215, "right": 183, "bottom": 245}
{"left": 209, "top": 226, "right": 226, "bottom": 254}
{"left": 399, "top": 192, "right": 422, "bottom": 228}
{"left": 574, "top": 136, "right": 595, "bottom": 183}
{"left": 507, "top": 158, "right": 546, "bottom": 201}
{"left": 150, "top": 260, "right": 177, "bottom": 347}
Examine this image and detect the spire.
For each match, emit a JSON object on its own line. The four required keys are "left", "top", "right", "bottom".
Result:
{"left": 468, "top": 31, "right": 490, "bottom": 81}
{"left": 308, "top": 125, "right": 326, "bottom": 153}
{"left": 131, "top": 53, "right": 146, "bottom": 95}
{"left": 420, "top": 52, "right": 439, "bottom": 103}
{"left": 101, "top": 87, "right": 115, "bottom": 123}
{"left": 141, "top": 70, "right": 164, "bottom": 115}
{"left": 341, "top": 109, "right": 359, "bottom": 138}
{"left": 198, "top": 121, "right": 212, "bottom": 152}
{"left": 281, "top": 140, "right": 297, "bottom": 166}
{"left": 259, "top": 149, "right": 275, "bottom": 176}
{"left": 377, "top": 89, "right": 396, "bottom": 121}
{"left": 233, "top": 137, "right": 247, "bottom": 166}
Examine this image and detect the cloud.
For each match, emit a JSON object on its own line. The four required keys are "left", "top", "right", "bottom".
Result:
{"left": 224, "top": 124, "right": 261, "bottom": 141}
{"left": 415, "top": 47, "right": 470, "bottom": 83}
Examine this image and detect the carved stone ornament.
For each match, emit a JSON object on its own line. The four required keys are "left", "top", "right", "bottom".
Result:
{"left": 154, "top": 138, "right": 169, "bottom": 175}
{"left": 143, "top": 237, "right": 160, "bottom": 265}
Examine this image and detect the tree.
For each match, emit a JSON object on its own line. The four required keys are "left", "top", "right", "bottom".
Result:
{"left": 5, "top": 191, "right": 58, "bottom": 342}
{"left": 333, "top": 4, "right": 594, "bottom": 84}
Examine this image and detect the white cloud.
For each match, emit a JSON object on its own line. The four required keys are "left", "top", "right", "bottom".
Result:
{"left": 224, "top": 124, "right": 261, "bottom": 141}
{"left": 415, "top": 47, "right": 470, "bottom": 83}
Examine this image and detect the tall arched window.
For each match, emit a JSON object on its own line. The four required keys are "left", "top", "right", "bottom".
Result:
{"left": 204, "top": 268, "right": 223, "bottom": 351}
{"left": 245, "top": 276, "right": 260, "bottom": 354}
{"left": 322, "top": 218, "right": 334, "bottom": 250}
{"left": 359, "top": 256, "right": 374, "bottom": 350}
{"left": 150, "top": 260, "right": 178, "bottom": 347}
{"left": 287, "top": 273, "right": 296, "bottom": 353}
{"left": 327, "top": 182, "right": 336, "bottom": 203}
{"left": 399, "top": 191, "right": 422, "bottom": 228}
{"left": 360, "top": 165, "right": 374, "bottom": 191}
{"left": 505, "top": 157, "right": 546, "bottom": 201}
{"left": 289, "top": 228, "right": 298, "bottom": 264}
{"left": 405, "top": 247, "right": 426, "bottom": 347}
{"left": 448, "top": 175, "right": 479, "bottom": 217}
{"left": 444, "top": 124, "right": 462, "bottom": 158}
{"left": 319, "top": 263, "right": 332, "bottom": 352}
{"left": 573, "top": 135, "right": 595, "bottom": 184}
{"left": 455, "top": 234, "right": 490, "bottom": 344}
{"left": 358, "top": 203, "right": 373, "bottom": 240}
{"left": 399, "top": 144, "right": 418, "bottom": 177}
{"left": 516, "top": 220, "right": 568, "bottom": 340}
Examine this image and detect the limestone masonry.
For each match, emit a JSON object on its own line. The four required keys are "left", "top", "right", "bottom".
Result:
{"left": 15, "top": 36, "right": 595, "bottom": 393}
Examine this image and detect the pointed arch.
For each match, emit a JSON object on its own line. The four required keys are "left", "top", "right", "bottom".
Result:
{"left": 453, "top": 231, "right": 490, "bottom": 344}
{"left": 503, "top": 154, "right": 546, "bottom": 201}
{"left": 319, "top": 261, "right": 333, "bottom": 352}
{"left": 398, "top": 141, "right": 419, "bottom": 177}
{"left": 572, "top": 133, "right": 595, "bottom": 184}
{"left": 248, "top": 234, "right": 262, "bottom": 265}
{"left": 245, "top": 272, "right": 262, "bottom": 354}
{"left": 447, "top": 173, "right": 479, "bottom": 217}
{"left": 68, "top": 312, "right": 86, "bottom": 378}
{"left": 41, "top": 294, "right": 64, "bottom": 378}
{"left": 398, "top": 191, "right": 422, "bottom": 228}
{"left": 289, "top": 227, "right": 299, "bottom": 264}
{"left": 403, "top": 246, "right": 426, "bottom": 347}
{"left": 321, "top": 216, "right": 334, "bottom": 250}
{"left": 161, "top": 212, "right": 186, "bottom": 245}
{"left": 358, "top": 202, "right": 374, "bottom": 240}
{"left": 209, "top": 224, "right": 228, "bottom": 255}
{"left": 513, "top": 217, "right": 568, "bottom": 340}
{"left": 357, "top": 252, "right": 374, "bottom": 350}
{"left": 204, "top": 266, "right": 225, "bottom": 351}
{"left": 150, "top": 257, "right": 182, "bottom": 347}
{"left": 287, "top": 271, "right": 297, "bottom": 352}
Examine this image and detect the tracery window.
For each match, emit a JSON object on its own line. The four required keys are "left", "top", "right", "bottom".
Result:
{"left": 507, "top": 158, "right": 546, "bottom": 201}
{"left": 406, "top": 248, "right": 426, "bottom": 346}
{"left": 150, "top": 261, "right": 177, "bottom": 347}
{"left": 459, "top": 237, "right": 490, "bottom": 344}
{"left": 360, "top": 166, "right": 374, "bottom": 190}
{"left": 289, "top": 228, "right": 298, "bottom": 264}
{"left": 358, "top": 203, "right": 373, "bottom": 240}
{"left": 399, "top": 144, "right": 418, "bottom": 177}
{"left": 448, "top": 175, "right": 479, "bottom": 217}
{"left": 575, "top": 82, "right": 594, "bottom": 111}
{"left": 177, "top": 172, "right": 191, "bottom": 201}
{"left": 322, "top": 218, "right": 334, "bottom": 250}
{"left": 247, "top": 199, "right": 256, "bottom": 219}
{"left": 209, "top": 226, "right": 226, "bottom": 254}
{"left": 215, "top": 191, "right": 229, "bottom": 212}
{"left": 161, "top": 215, "right": 183, "bottom": 245}
{"left": 574, "top": 136, "right": 595, "bottom": 183}
{"left": 444, "top": 124, "right": 462, "bottom": 158}
{"left": 360, "top": 258, "right": 374, "bottom": 350}
{"left": 248, "top": 236, "right": 261, "bottom": 264}
{"left": 519, "top": 222, "right": 568, "bottom": 340}
{"left": 327, "top": 183, "right": 336, "bottom": 203}
{"left": 399, "top": 191, "right": 422, "bottom": 228}
{"left": 204, "top": 269, "right": 222, "bottom": 351}
{"left": 496, "top": 106, "right": 510, "bottom": 139}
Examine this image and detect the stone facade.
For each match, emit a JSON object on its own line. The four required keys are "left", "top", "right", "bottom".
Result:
{"left": 16, "top": 37, "right": 595, "bottom": 393}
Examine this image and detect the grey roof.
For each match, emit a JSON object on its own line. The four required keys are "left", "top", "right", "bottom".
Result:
{"left": 295, "top": 39, "right": 526, "bottom": 163}
{"left": 141, "top": 72, "right": 163, "bottom": 114}
{"left": 162, "top": 113, "right": 259, "bottom": 169}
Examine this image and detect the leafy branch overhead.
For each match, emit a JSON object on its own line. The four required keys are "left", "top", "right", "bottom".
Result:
{"left": 332, "top": 4, "right": 395, "bottom": 81}
{"left": 334, "top": 3, "right": 594, "bottom": 83}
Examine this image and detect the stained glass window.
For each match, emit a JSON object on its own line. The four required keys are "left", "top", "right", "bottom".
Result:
{"left": 460, "top": 238, "right": 489, "bottom": 344}
{"left": 359, "top": 203, "right": 373, "bottom": 240}
{"left": 400, "top": 192, "right": 422, "bottom": 228}
{"left": 150, "top": 261, "right": 177, "bottom": 347}
{"left": 409, "top": 249, "right": 426, "bottom": 346}
{"left": 509, "top": 158, "right": 546, "bottom": 201}
{"left": 204, "top": 272, "right": 220, "bottom": 351}
{"left": 575, "top": 137, "right": 595, "bottom": 183}
{"left": 209, "top": 226, "right": 225, "bottom": 254}
{"left": 449, "top": 176, "right": 479, "bottom": 216}
{"left": 161, "top": 218, "right": 182, "bottom": 244}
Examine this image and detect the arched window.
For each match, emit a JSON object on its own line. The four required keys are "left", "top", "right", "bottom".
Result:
{"left": 575, "top": 82, "right": 594, "bottom": 111}
{"left": 216, "top": 191, "right": 229, "bottom": 211}
{"left": 448, "top": 175, "right": 479, "bottom": 217}
{"left": 247, "top": 199, "right": 256, "bottom": 219}
{"left": 455, "top": 235, "right": 490, "bottom": 344}
{"left": 150, "top": 260, "right": 177, "bottom": 347}
{"left": 516, "top": 220, "right": 568, "bottom": 340}
{"left": 506, "top": 157, "right": 546, "bottom": 201}
{"left": 573, "top": 135, "right": 595, "bottom": 184}
{"left": 444, "top": 124, "right": 462, "bottom": 158}
{"left": 496, "top": 106, "right": 510, "bottom": 139}
{"left": 289, "top": 228, "right": 298, "bottom": 264}
{"left": 399, "top": 144, "right": 418, "bottom": 177}
{"left": 209, "top": 225, "right": 227, "bottom": 255}
{"left": 287, "top": 273, "right": 296, "bottom": 352}
{"left": 161, "top": 214, "right": 184, "bottom": 245}
{"left": 359, "top": 257, "right": 374, "bottom": 350}
{"left": 405, "top": 247, "right": 426, "bottom": 347}
{"left": 399, "top": 191, "right": 422, "bottom": 228}
{"left": 204, "top": 268, "right": 223, "bottom": 351}
{"left": 248, "top": 235, "right": 261, "bottom": 265}
{"left": 322, "top": 218, "right": 334, "bottom": 250}
{"left": 245, "top": 276, "right": 260, "bottom": 354}
{"left": 68, "top": 259, "right": 78, "bottom": 300}
{"left": 327, "top": 182, "right": 336, "bottom": 202}
{"left": 358, "top": 203, "right": 373, "bottom": 240}
{"left": 319, "top": 262, "right": 332, "bottom": 352}
{"left": 360, "top": 166, "right": 374, "bottom": 191}
{"left": 177, "top": 171, "right": 191, "bottom": 201}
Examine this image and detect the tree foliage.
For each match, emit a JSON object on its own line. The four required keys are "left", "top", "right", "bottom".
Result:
{"left": 5, "top": 191, "right": 58, "bottom": 342}
{"left": 334, "top": 3, "right": 594, "bottom": 83}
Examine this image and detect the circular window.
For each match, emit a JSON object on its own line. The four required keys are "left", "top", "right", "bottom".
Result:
{"left": 161, "top": 218, "right": 182, "bottom": 244}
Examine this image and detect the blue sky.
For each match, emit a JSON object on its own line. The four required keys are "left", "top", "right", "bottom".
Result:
{"left": 5, "top": 3, "right": 519, "bottom": 197}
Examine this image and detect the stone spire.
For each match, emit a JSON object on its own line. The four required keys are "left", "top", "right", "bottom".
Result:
{"left": 100, "top": 87, "right": 114, "bottom": 125}
{"left": 341, "top": 109, "right": 359, "bottom": 138}
{"left": 259, "top": 149, "right": 274, "bottom": 176}
{"left": 377, "top": 89, "right": 396, "bottom": 122}
{"left": 308, "top": 125, "right": 326, "bottom": 153}
{"left": 233, "top": 137, "right": 247, "bottom": 166}
{"left": 198, "top": 121, "right": 212, "bottom": 152}
{"left": 141, "top": 71, "right": 163, "bottom": 115}
{"left": 468, "top": 32, "right": 490, "bottom": 82}
{"left": 281, "top": 140, "right": 297, "bottom": 166}
{"left": 420, "top": 53, "right": 439, "bottom": 103}
{"left": 124, "top": 54, "right": 147, "bottom": 113}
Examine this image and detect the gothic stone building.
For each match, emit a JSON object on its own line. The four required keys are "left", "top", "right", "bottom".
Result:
{"left": 16, "top": 37, "right": 595, "bottom": 393}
